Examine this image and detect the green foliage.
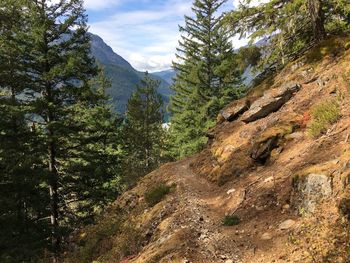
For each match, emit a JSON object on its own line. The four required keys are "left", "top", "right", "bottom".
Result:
{"left": 68, "top": 217, "right": 142, "bottom": 263}
{"left": 305, "top": 37, "right": 348, "bottom": 63}
{"left": 168, "top": 0, "right": 244, "bottom": 159}
{"left": 307, "top": 99, "right": 341, "bottom": 137}
{"left": 0, "top": 0, "right": 125, "bottom": 261}
{"left": 0, "top": 0, "right": 51, "bottom": 260}
{"left": 121, "top": 73, "right": 168, "bottom": 185}
{"left": 74, "top": 219, "right": 122, "bottom": 263}
{"left": 145, "top": 183, "right": 173, "bottom": 207}
{"left": 236, "top": 45, "right": 262, "bottom": 71}
{"left": 222, "top": 215, "right": 240, "bottom": 226}
{"left": 225, "top": 0, "right": 350, "bottom": 71}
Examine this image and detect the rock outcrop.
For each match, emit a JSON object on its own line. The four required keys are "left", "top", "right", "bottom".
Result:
{"left": 218, "top": 99, "right": 250, "bottom": 122}
{"left": 292, "top": 173, "right": 332, "bottom": 214}
{"left": 241, "top": 83, "right": 301, "bottom": 123}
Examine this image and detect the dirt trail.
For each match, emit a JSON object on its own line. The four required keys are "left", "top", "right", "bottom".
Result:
{"left": 158, "top": 158, "right": 246, "bottom": 262}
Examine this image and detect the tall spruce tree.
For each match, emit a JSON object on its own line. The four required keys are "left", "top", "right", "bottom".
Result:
{"left": 0, "top": 1, "right": 50, "bottom": 261}
{"left": 226, "top": 0, "right": 350, "bottom": 70}
{"left": 168, "top": 0, "right": 243, "bottom": 158}
{"left": 122, "top": 73, "right": 165, "bottom": 185}
{"left": 0, "top": 0, "right": 124, "bottom": 262}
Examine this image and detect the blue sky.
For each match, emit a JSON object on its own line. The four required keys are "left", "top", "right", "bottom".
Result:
{"left": 84, "top": 0, "right": 261, "bottom": 72}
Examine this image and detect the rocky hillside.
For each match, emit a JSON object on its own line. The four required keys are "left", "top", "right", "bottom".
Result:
{"left": 63, "top": 37, "right": 350, "bottom": 263}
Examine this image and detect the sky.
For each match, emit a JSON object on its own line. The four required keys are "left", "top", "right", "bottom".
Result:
{"left": 85, "top": 0, "right": 265, "bottom": 72}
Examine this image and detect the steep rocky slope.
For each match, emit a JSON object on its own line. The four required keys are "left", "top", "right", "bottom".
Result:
{"left": 64, "top": 37, "right": 350, "bottom": 263}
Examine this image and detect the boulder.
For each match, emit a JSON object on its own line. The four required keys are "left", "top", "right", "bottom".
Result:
{"left": 292, "top": 173, "right": 332, "bottom": 214}
{"left": 241, "top": 83, "right": 301, "bottom": 123}
{"left": 251, "top": 136, "right": 279, "bottom": 163}
{"left": 278, "top": 219, "right": 296, "bottom": 230}
{"left": 219, "top": 99, "right": 250, "bottom": 122}
{"left": 251, "top": 123, "right": 296, "bottom": 163}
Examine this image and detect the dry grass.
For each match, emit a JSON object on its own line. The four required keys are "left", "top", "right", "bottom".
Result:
{"left": 144, "top": 183, "right": 174, "bottom": 207}
{"left": 307, "top": 99, "right": 341, "bottom": 138}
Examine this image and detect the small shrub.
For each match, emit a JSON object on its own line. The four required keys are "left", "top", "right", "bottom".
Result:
{"left": 145, "top": 183, "right": 172, "bottom": 207}
{"left": 306, "top": 38, "right": 344, "bottom": 63}
{"left": 344, "top": 41, "right": 350, "bottom": 50}
{"left": 222, "top": 215, "right": 240, "bottom": 226}
{"left": 113, "top": 223, "right": 142, "bottom": 259}
{"left": 69, "top": 218, "right": 122, "bottom": 263}
{"left": 307, "top": 99, "right": 341, "bottom": 137}
{"left": 339, "top": 198, "right": 350, "bottom": 220}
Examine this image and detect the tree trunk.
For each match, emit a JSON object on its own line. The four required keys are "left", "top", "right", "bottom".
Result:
{"left": 307, "top": 0, "right": 326, "bottom": 42}
{"left": 46, "top": 71, "right": 60, "bottom": 262}
{"left": 48, "top": 140, "right": 59, "bottom": 262}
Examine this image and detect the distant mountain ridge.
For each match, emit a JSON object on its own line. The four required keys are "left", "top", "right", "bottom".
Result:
{"left": 89, "top": 33, "right": 175, "bottom": 114}
{"left": 153, "top": 69, "right": 176, "bottom": 85}
{"left": 90, "top": 34, "right": 133, "bottom": 69}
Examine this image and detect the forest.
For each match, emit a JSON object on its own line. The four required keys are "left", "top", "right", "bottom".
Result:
{"left": 0, "top": 0, "right": 349, "bottom": 262}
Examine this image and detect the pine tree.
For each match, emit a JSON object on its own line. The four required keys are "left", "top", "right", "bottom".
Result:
{"left": 0, "top": 1, "right": 50, "bottom": 261}
{"left": 122, "top": 73, "right": 166, "bottom": 184}
{"left": 168, "top": 0, "right": 243, "bottom": 158}
{"left": 226, "top": 0, "right": 350, "bottom": 70}
{"left": 20, "top": 0, "right": 123, "bottom": 258}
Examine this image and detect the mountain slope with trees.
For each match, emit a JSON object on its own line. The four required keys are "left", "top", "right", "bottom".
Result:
{"left": 64, "top": 36, "right": 350, "bottom": 262}
{"left": 152, "top": 69, "right": 177, "bottom": 85}
{"left": 2, "top": 0, "right": 350, "bottom": 262}
{"left": 62, "top": 0, "right": 350, "bottom": 261}
{"left": 90, "top": 34, "right": 173, "bottom": 113}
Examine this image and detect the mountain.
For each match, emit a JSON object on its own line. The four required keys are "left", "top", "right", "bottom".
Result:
{"left": 89, "top": 34, "right": 173, "bottom": 114}
{"left": 64, "top": 37, "right": 350, "bottom": 262}
{"left": 153, "top": 69, "right": 177, "bottom": 85}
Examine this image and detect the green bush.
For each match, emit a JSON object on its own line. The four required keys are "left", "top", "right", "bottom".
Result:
{"left": 145, "top": 183, "right": 172, "bottom": 207}
{"left": 307, "top": 99, "right": 341, "bottom": 137}
{"left": 222, "top": 215, "right": 240, "bottom": 226}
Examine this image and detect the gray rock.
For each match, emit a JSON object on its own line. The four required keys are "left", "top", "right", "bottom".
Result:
{"left": 261, "top": 232, "right": 272, "bottom": 240}
{"left": 241, "top": 83, "right": 301, "bottom": 123}
{"left": 285, "top": 132, "right": 304, "bottom": 140}
{"left": 220, "top": 99, "right": 250, "bottom": 122}
{"left": 279, "top": 219, "right": 296, "bottom": 230}
{"left": 292, "top": 173, "right": 332, "bottom": 214}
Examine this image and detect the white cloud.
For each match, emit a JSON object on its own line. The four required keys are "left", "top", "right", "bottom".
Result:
{"left": 48, "top": 0, "right": 121, "bottom": 10}
{"left": 84, "top": 0, "right": 121, "bottom": 11}
{"left": 232, "top": 0, "right": 270, "bottom": 8}
{"left": 87, "top": 0, "right": 253, "bottom": 72}
{"left": 89, "top": 0, "right": 193, "bottom": 71}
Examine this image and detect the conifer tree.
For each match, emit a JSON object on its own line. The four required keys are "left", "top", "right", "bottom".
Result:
{"left": 20, "top": 0, "right": 123, "bottom": 258}
{"left": 0, "top": 1, "right": 50, "bottom": 260}
{"left": 226, "top": 0, "right": 350, "bottom": 70}
{"left": 122, "top": 73, "right": 165, "bottom": 184}
{"left": 168, "top": 0, "right": 243, "bottom": 158}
